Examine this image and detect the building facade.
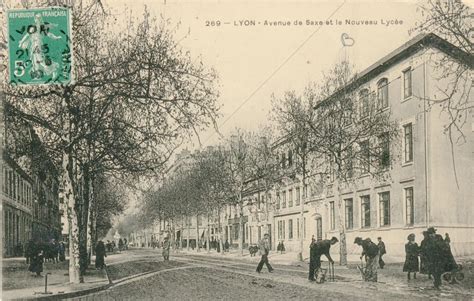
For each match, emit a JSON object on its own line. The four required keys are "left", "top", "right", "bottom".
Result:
{"left": 2, "top": 100, "right": 62, "bottom": 257}
{"left": 305, "top": 33, "right": 473, "bottom": 258}
{"left": 165, "top": 34, "right": 472, "bottom": 258}
{"left": 2, "top": 146, "right": 62, "bottom": 257}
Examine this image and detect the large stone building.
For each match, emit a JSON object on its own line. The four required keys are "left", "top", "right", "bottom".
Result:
{"left": 303, "top": 33, "right": 473, "bottom": 258}
{"left": 166, "top": 33, "right": 472, "bottom": 258}
{"left": 239, "top": 33, "right": 473, "bottom": 258}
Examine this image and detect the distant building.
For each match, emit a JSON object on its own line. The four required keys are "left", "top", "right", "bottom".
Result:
{"left": 2, "top": 103, "right": 62, "bottom": 257}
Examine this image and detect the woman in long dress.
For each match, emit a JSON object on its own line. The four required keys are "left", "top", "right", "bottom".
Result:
{"left": 403, "top": 233, "right": 420, "bottom": 280}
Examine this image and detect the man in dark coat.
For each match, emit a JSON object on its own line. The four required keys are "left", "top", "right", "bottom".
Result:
{"left": 354, "top": 237, "right": 380, "bottom": 282}
{"left": 419, "top": 231, "right": 431, "bottom": 279}
{"left": 95, "top": 241, "right": 107, "bottom": 269}
{"left": 425, "top": 227, "right": 458, "bottom": 289}
{"left": 308, "top": 236, "right": 338, "bottom": 281}
{"left": 377, "top": 237, "right": 386, "bottom": 269}
{"left": 28, "top": 241, "right": 44, "bottom": 276}
{"left": 256, "top": 233, "right": 273, "bottom": 273}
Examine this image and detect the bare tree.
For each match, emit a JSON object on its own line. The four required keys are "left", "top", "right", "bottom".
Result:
{"left": 272, "top": 91, "right": 315, "bottom": 262}
{"left": 221, "top": 129, "right": 255, "bottom": 255}
{"left": 413, "top": 0, "right": 473, "bottom": 141}
{"left": 4, "top": 1, "right": 219, "bottom": 283}
{"left": 305, "top": 60, "right": 399, "bottom": 265}
{"left": 246, "top": 126, "right": 280, "bottom": 248}
{"left": 192, "top": 147, "right": 233, "bottom": 254}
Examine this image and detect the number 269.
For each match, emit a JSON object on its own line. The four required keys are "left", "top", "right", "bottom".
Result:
{"left": 205, "top": 20, "right": 221, "bottom": 26}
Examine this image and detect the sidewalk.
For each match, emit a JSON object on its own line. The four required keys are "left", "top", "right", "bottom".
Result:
{"left": 2, "top": 257, "right": 110, "bottom": 300}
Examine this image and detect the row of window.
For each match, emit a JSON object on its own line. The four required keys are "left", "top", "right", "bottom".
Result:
{"left": 2, "top": 167, "right": 33, "bottom": 208}
{"left": 356, "top": 67, "right": 413, "bottom": 119}
{"left": 277, "top": 217, "right": 306, "bottom": 240}
{"left": 329, "top": 187, "right": 415, "bottom": 231}
{"left": 275, "top": 185, "right": 309, "bottom": 209}
{"left": 3, "top": 209, "right": 33, "bottom": 256}
{"left": 328, "top": 122, "right": 414, "bottom": 180}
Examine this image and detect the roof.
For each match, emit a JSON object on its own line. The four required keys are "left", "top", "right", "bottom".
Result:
{"left": 315, "top": 33, "right": 474, "bottom": 109}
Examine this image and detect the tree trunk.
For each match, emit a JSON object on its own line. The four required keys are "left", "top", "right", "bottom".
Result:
{"left": 196, "top": 214, "right": 200, "bottom": 252}
{"left": 78, "top": 163, "right": 90, "bottom": 281}
{"left": 187, "top": 216, "right": 190, "bottom": 251}
{"left": 335, "top": 179, "right": 347, "bottom": 265}
{"left": 218, "top": 207, "right": 224, "bottom": 255}
{"left": 60, "top": 150, "right": 80, "bottom": 284}
{"left": 298, "top": 167, "right": 306, "bottom": 262}
{"left": 179, "top": 218, "right": 184, "bottom": 251}
{"left": 238, "top": 192, "right": 244, "bottom": 256}
{"left": 87, "top": 174, "right": 94, "bottom": 265}
{"left": 206, "top": 213, "right": 210, "bottom": 253}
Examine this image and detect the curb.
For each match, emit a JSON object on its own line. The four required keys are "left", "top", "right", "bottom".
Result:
{"left": 20, "top": 282, "right": 113, "bottom": 301}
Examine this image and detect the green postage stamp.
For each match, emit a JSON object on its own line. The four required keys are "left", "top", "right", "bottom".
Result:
{"left": 7, "top": 7, "right": 73, "bottom": 85}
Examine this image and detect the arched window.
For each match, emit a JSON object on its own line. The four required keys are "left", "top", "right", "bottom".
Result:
{"left": 359, "top": 89, "right": 369, "bottom": 118}
{"left": 377, "top": 78, "right": 389, "bottom": 109}
{"left": 343, "top": 98, "right": 353, "bottom": 125}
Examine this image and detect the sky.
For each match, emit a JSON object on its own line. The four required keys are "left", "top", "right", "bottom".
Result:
{"left": 105, "top": 0, "right": 422, "bottom": 150}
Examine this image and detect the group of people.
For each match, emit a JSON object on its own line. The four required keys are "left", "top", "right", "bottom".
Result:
{"left": 25, "top": 239, "right": 66, "bottom": 277}
{"left": 403, "top": 227, "right": 458, "bottom": 289}
{"left": 277, "top": 241, "right": 286, "bottom": 254}
{"left": 252, "top": 227, "right": 459, "bottom": 290}
{"left": 118, "top": 238, "right": 128, "bottom": 251}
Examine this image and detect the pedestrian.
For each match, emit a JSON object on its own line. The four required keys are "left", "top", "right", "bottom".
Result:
{"left": 53, "top": 239, "right": 60, "bottom": 263}
{"left": 162, "top": 235, "right": 171, "bottom": 261}
{"left": 426, "top": 228, "right": 443, "bottom": 289}
{"left": 124, "top": 238, "right": 128, "bottom": 250}
{"left": 224, "top": 240, "right": 229, "bottom": 252}
{"left": 354, "top": 237, "right": 379, "bottom": 282}
{"left": 444, "top": 233, "right": 450, "bottom": 245}
{"left": 58, "top": 241, "right": 66, "bottom": 262}
{"left": 419, "top": 231, "right": 432, "bottom": 279}
{"left": 118, "top": 238, "right": 124, "bottom": 252}
{"left": 28, "top": 241, "right": 44, "bottom": 277}
{"left": 256, "top": 233, "right": 274, "bottom": 273}
{"left": 95, "top": 240, "right": 107, "bottom": 270}
{"left": 377, "top": 237, "right": 386, "bottom": 269}
{"left": 425, "top": 227, "right": 448, "bottom": 289}
{"left": 278, "top": 241, "right": 285, "bottom": 254}
{"left": 308, "top": 236, "right": 338, "bottom": 282}
{"left": 403, "top": 233, "right": 419, "bottom": 280}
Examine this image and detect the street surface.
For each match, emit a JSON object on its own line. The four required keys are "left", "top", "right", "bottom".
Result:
{"left": 69, "top": 249, "right": 473, "bottom": 301}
